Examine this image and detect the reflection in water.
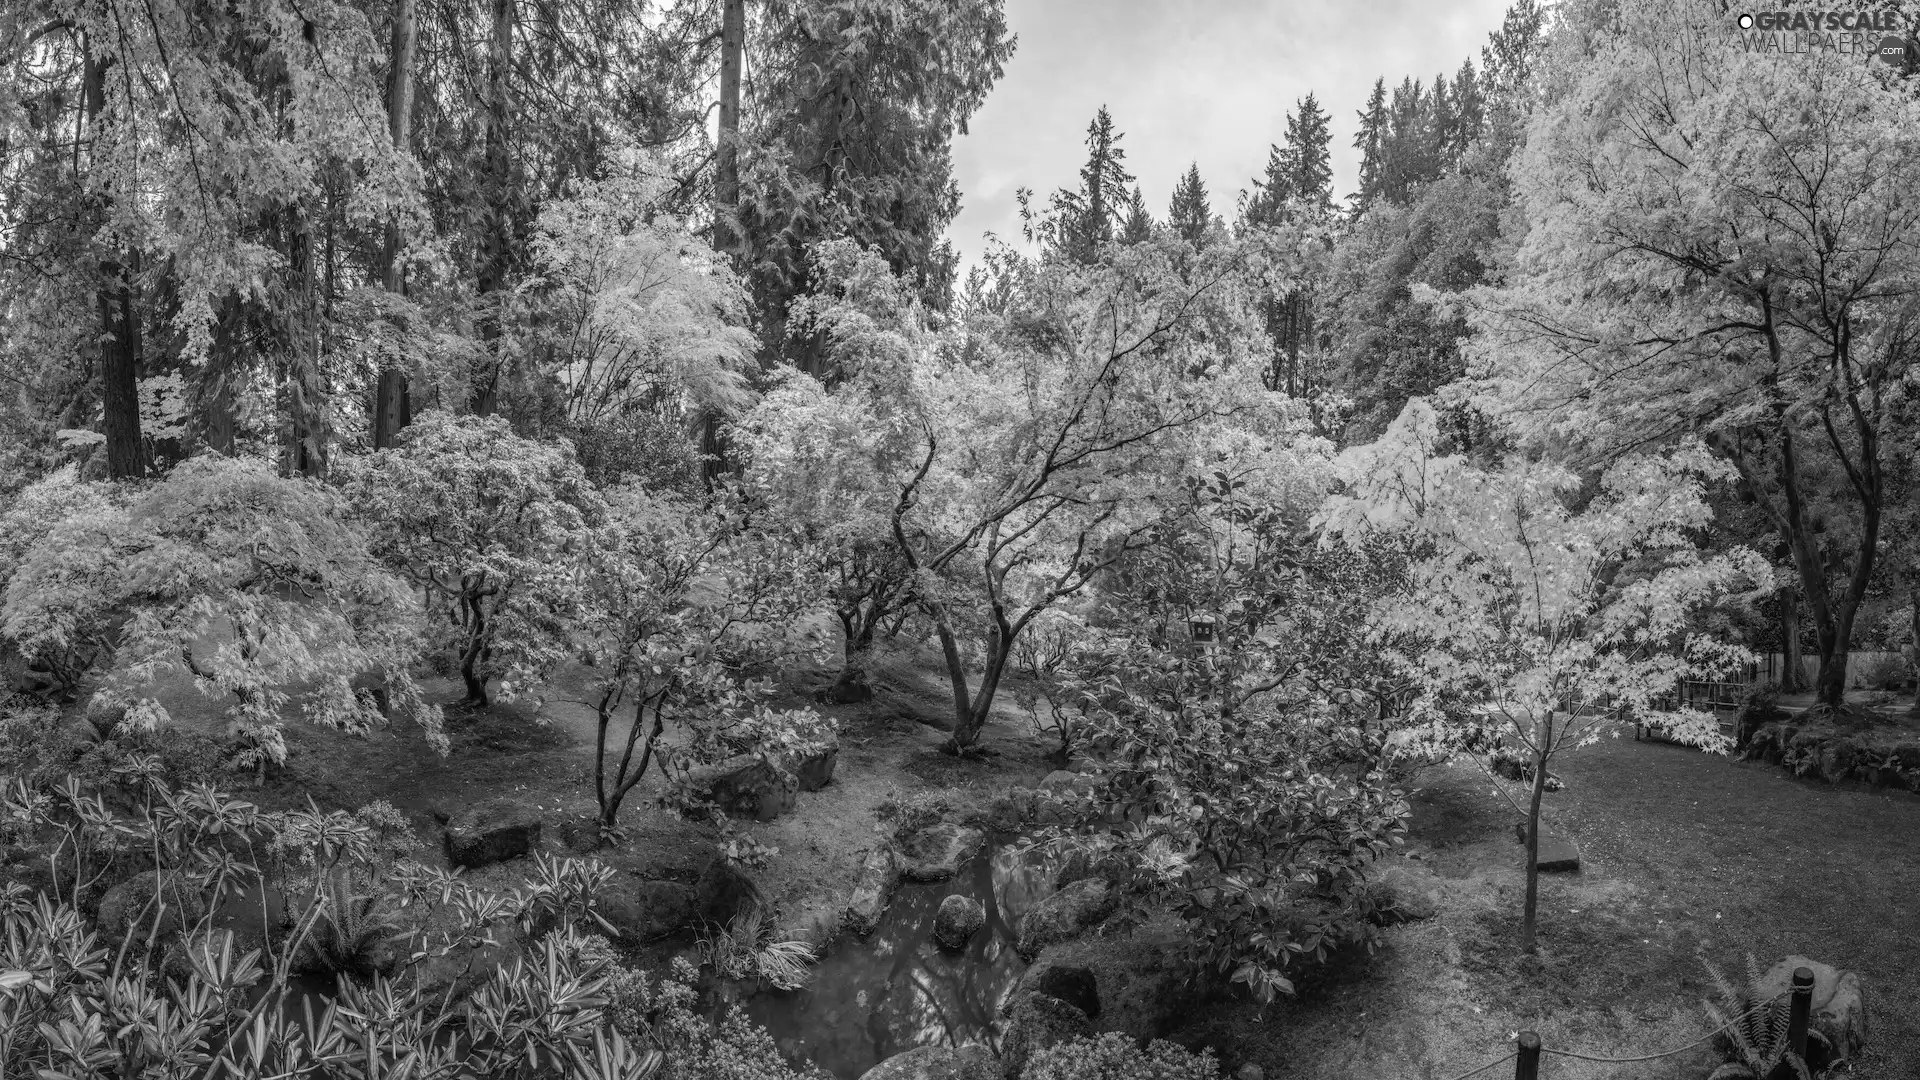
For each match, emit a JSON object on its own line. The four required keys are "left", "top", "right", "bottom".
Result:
{"left": 745, "top": 844, "right": 1056, "bottom": 1079}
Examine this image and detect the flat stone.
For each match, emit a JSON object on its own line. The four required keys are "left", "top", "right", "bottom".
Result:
{"left": 856, "top": 1044, "right": 997, "bottom": 1080}
{"left": 898, "top": 822, "right": 986, "bottom": 882}
{"left": 681, "top": 754, "right": 798, "bottom": 821}
{"left": 1513, "top": 822, "right": 1580, "bottom": 873}
{"left": 843, "top": 844, "right": 901, "bottom": 936}
{"left": 445, "top": 801, "right": 541, "bottom": 869}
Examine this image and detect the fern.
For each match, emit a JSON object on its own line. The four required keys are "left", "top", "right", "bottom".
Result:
{"left": 1701, "top": 954, "right": 1812, "bottom": 1080}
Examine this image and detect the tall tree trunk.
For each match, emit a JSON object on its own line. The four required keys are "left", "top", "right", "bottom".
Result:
{"left": 284, "top": 206, "right": 327, "bottom": 477}
{"left": 83, "top": 47, "right": 144, "bottom": 479}
{"left": 713, "top": 0, "right": 744, "bottom": 255}
{"left": 374, "top": 0, "right": 418, "bottom": 449}
{"left": 1779, "top": 584, "right": 1807, "bottom": 692}
{"left": 471, "top": 0, "right": 514, "bottom": 417}
{"left": 97, "top": 255, "right": 144, "bottom": 479}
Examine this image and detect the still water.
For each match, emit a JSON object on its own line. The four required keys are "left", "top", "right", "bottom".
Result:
{"left": 743, "top": 843, "right": 1057, "bottom": 1079}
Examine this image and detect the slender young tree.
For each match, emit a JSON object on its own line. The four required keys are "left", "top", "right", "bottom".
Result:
{"left": 1351, "top": 77, "right": 1388, "bottom": 209}
{"left": 374, "top": 0, "right": 419, "bottom": 451}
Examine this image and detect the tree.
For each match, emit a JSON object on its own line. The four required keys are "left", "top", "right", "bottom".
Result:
{"left": 1320, "top": 400, "right": 1768, "bottom": 953}
{"left": 348, "top": 413, "right": 606, "bottom": 707}
{"left": 884, "top": 234, "right": 1284, "bottom": 752}
{"left": 1167, "top": 163, "right": 1213, "bottom": 245}
{"left": 1120, "top": 186, "right": 1155, "bottom": 245}
{"left": 1351, "top": 78, "right": 1388, "bottom": 209}
{"left": 1026, "top": 105, "right": 1136, "bottom": 264}
{"left": 1469, "top": 0, "right": 1920, "bottom": 707}
{"left": 0, "top": 458, "right": 444, "bottom": 774}
{"left": 373, "top": 0, "right": 421, "bottom": 451}
{"left": 574, "top": 486, "right": 821, "bottom": 828}
{"left": 736, "top": 0, "right": 1014, "bottom": 370}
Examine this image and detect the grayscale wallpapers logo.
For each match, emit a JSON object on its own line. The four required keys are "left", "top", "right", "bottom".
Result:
{"left": 1735, "top": 10, "right": 1911, "bottom": 62}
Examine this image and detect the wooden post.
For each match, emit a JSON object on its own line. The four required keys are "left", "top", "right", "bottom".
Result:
{"left": 1785, "top": 966, "right": 1814, "bottom": 1071}
{"left": 1514, "top": 1031, "right": 1541, "bottom": 1080}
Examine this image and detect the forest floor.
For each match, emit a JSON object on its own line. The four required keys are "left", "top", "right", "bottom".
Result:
{"left": 142, "top": 654, "right": 1920, "bottom": 1080}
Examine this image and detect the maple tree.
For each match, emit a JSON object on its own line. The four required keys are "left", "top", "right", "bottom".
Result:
{"left": 345, "top": 413, "right": 606, "bottom": 708}
{"left": 1319, "top": 400, "right": 1769, "bottom": 952}
{"left": 1468, "top": 0, "right": 1920, "bottom": 708}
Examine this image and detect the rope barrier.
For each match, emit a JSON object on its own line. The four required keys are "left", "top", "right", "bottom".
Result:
{"left": 1538, "top": 991, "right": 1786, "bottom": 1066}
{"left": 1433, "top": 1051, "right": 1518, "bottom": 1080}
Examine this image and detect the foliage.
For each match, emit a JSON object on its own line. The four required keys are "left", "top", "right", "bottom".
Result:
{"left": 1702, "top": 955, "right": 1811, "bottom": 1080}
{"left": 347, "top": 412, "right": 608, "bottom": 708}
{"left": 1021, "top": 1032, "right": 1222, "bottom": 1080}
{"left": 573, "top": 484, "right": 823, "bottom": 827}
{"left": 694, "top": 906, "right": 814, "bottom": 990}
{"left": 603, "top": 956, "right": 810, "bottom": 1080}
{"left": 1319, "top": 399, "right": 1770, "bottom": 949}
{"left": 0, "top": 457, "right": 442, "bottom": 763}
{"left": 1469, "top": 0, "right": 1920, "bottom": 706}
{"left": 0, "top": 766, "right": 665, "bottom": 1080}
{"left": 872, "top": 785, "right": 954, "bottom": 839}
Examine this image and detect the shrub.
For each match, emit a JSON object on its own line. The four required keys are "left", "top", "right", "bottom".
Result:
{"left": 873, "top": 784, "right": 953, "bottom": 838}
{"left": 1855, "top": 652, "right": 1910, "bottom": 692}
{"left": 1022, "top": 1032, "right": 1222, "bottom": 1080}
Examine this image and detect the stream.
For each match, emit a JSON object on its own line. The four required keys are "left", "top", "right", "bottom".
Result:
{"left": 742, "top": 842, "right": 1058, "bottom": 1079}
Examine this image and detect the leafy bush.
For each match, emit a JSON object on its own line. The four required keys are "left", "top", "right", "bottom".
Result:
{"left": 1855, "top": 652, "right": 1911, "bottom": 692}
{"left": 1022, "top": 1032, "right": 1222, "bottom": 1080}
{"left": 0, "top": 457, "right": 444, "bottom": 762}
{"left": 604, "top": 956, "right": 811, "bottom": 1080}
{"left": 873, "top": 784, "right": 953, "bottom": 838}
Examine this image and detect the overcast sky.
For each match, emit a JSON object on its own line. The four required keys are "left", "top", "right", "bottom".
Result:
{"left": 944, "top": 0, "right": 1516, "bottom": 268}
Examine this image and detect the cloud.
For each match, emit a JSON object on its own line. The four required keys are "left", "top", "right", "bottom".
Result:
{"left": 945, "top": 0, "right": 1516, "bottom": 269}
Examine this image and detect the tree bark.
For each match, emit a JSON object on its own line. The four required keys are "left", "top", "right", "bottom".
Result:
{"left": 1520, "top": 710, "right": 1550, "bottom": 955}
{"left": 284, "top": 206, "right": 327, "bottom": 477}
{"left": 472, "top": 0, "right": 514, "bottom": 416}
{"left": 83, "top": 48, "right": 144, "bottom": 479}
{"left": 1778, "top": 584, "right": 1806, "bottom": 692}
{"left": 713, "top": 0, "right": 744, "bottom": 256}
{"left": 373, "top": 0, "right": 417, "bottom": 449}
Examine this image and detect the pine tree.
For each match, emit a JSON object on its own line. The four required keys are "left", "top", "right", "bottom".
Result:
{"left": 1281, "top": 92, "right": 1333, "bottom": 210}
{"left": 1046, "top": 105, "right": 1136, "bottom": 262}
{"left": 1452, "top": 58, "right": 1486, "bottom": 158}
{"left": 1168, "top": 163, "right": 1213, "bottom": 244}
{"left": 1429, "top": 72, "right": 1458, "bottom": 173}
{"left": 1120, "top": 185, "right": 1154, "bottom": 244}
{"left": 1482, "top": 0, "right": 1546, "bottom": 97}
{"left": 1352, "top": 77, "right": 1388, "bottom": 209}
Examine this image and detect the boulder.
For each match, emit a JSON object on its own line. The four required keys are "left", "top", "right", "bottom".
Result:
{"left": 444, "top": 801, "right": 541, "bottom": 869}
{"left": 785, "top": 902, "right": 844, "bottom": 952}
{"left": 598, "top": 879, "right": 698, "bottom": 942}
{"left": 1367, "top": 865, "right": 1439, "bottom": 925}
{"left": 932, "top": 894, "right": 986, "bottom": 951}
{"left": 1016, "top": 877, "right": 1117, "bottom": 960}
{"left": 999, "top": 992, "right": 1094, "bottom": 1079}
{"left": 898, "top": 822, "right": 986, "bottom": 882}
{"left": 1039, "top": 770, "right": 1093, "bottom": 796}
{"left": 692, "top": 858, "right": 765, "bottom": 928}
{"left": 1235, "top": 1066, "right": 1266, "bottom": 1080}
{"left": 682, "top": 754, "right": 799, "bottom": 822}
{"left": 1512, "top": 822, "right": 1580, "bottom": 873}
{"left": 857, "top": 1044, "right": 998, "bottom": 1080}
{"left": 1892, "top": 742, "right": 1920, "bottom": 771}
{"left": 791, "top": 747, "right": 838, "bottom": 792}
{"left": 97, "top": 871, "right": 207, "bottom": 946}
{"left": 844, "top": 844, "right": 901, "bottom": 936}
{"left": 1816, "top": 741, "right": 1858, "bottom": 784}
{"left": 1753, "top": 957, "right": 1867, "bottom": 1070}
{"left": 1017, "top": 961, "right": 1100, "bottom": 1019}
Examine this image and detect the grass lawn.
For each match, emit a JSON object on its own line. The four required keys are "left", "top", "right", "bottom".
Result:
{"left": 1169, "top": 726, "right": 1920, "bottom": 1079}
